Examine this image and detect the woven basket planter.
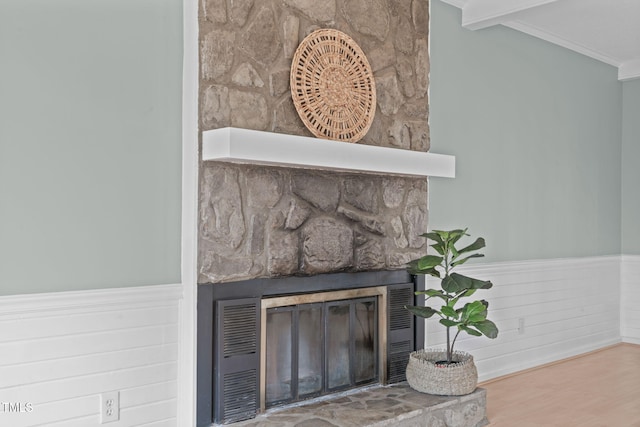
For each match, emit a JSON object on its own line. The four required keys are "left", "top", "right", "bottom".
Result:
{"left": 406, "top": 349, "right": 478, "bottom": 396}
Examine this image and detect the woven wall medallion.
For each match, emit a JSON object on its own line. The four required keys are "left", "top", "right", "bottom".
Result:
{"left": 290, "top": 29, "right": 376, "bottom": 143}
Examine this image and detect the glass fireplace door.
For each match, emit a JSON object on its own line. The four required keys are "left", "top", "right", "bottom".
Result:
{"left": 298, "top": 305, "right": 323, "bottom": 396}
{"left": 265, "top": 296, "right": 378, "bottom": 408}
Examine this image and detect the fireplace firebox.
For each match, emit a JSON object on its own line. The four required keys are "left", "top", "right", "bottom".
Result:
{"left": 197, "top": 271, "right": 425, "bottom": 426}
{"left": 264, "top": 290, "right": 380, "bottom": 409}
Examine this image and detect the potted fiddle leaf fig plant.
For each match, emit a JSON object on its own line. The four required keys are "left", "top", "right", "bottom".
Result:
{"left": 404, "top": 228, "right": 498, "bottom": 396}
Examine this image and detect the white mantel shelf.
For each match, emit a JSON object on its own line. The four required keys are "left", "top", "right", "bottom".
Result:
{"left": 202, "top": 128, "right": 455, "bottom": 178}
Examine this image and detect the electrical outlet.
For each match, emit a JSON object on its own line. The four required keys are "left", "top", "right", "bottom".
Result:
{"left": 518, "top": 318, "right": 525, "bottom": 335}
{"left": 101, "top": 391, "right": 119, "bottom": 424}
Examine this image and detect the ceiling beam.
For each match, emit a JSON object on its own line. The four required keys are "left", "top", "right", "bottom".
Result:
{"left": 462, "top": 0, "right": 561, "bottom": 30}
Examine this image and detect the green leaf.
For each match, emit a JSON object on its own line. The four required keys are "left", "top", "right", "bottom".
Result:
{"left": 440, "top": 306, "right": 458, "bottom": 318}
{"left": 423, "top": 232, "right": 444, "bottom": 245}
{"left": 468, "top": 313, "right": 487, "bottom": 323}
{"left": 448, "top": 229, "right": 468, "bottom": 245}
{"left": 456, "top": 237, "right": 486, "bottom": 255}
{"left": 416, "top": 289, "right": 443, "bottom": 297}
{"left": 473, "top": 319, "right": 499, "bottom": 339}
{"left": 459, "top": 325, "right": 482, "bottom": 336}
{"left": 430, "top": 230, "right": 449, "bottom": 241}
{"left": 451, "top": 245, "right": 460, "bottom": 260}
{"left": 451, "top": 253, "right": 485, "bottom": 267}
{"left": 418, "top": 255, "right": 444, "bottom": 269}
{"left": 449, "top": 296, "right": 461, "bottom": 308}
{"left": 430, "top": 243, "right": 445, "bottom": 256}
{"left": 440, "top": 319, "right": 459, "bottom": 328}
{"left": 415, "top": 289, "right": 448, "bottom": 301}
{"left": 405, "top": 305, "right": 437, "bottom": 318}
{"left": 460, "top": 300, "right": 487, "bottom": 322}
{"left": 426, "top": 268, "right": 441, "bottom": 278}
{"left": 408, "top": 265, "right": 440, "bottom": 278}
{"left": 441, "top": 275, "right": 462, "bottom": 293}
{"left": 442, "top": 273, "right": 493, "bottom": 293}
{"left": 441, "top": 274, "right": 470, "bottom": 293}
{"left": 407, "top": 256, "right": 443, "bottom": 276}
{"left": 463, "top": 288, "right": 477, "bottom": 298}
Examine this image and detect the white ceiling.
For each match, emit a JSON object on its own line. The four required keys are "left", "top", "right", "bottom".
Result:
{"left": 439, "top": 0, "right": 640, "bottom": 81}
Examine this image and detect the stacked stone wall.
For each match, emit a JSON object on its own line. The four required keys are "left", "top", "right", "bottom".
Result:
{"left": 198, "top": 0, "right": 430, "bottom": 283}
{"left": 198, "top": 163, "right": 427, "bottom": 283}
{"left": 200, "top": 0, "right": 430, "bottom": 150}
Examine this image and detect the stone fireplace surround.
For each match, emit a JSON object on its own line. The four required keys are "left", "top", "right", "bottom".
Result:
{"left": 196, "top": 127, "right": 455, "bottom": 425}
{"left": 194, "top": 0, "right": 481, "bottom": 425}
{"left": 198, "top": 0, "right": 435, "bottom": 284}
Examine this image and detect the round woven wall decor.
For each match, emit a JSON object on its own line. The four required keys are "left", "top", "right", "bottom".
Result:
{"left": 290, "top": 29, "right": 376, "bottom": 143}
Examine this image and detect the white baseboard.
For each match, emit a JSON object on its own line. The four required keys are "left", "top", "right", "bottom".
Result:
{"left": 621, "top": 255, "right": 640, "bottom": 343}
{"left": 476, "top": 337, "right": 622, "bottom": 382}
{"left": 622, "top": 337, "right": 640, "bottom": 345}
{"left": 0, "top": 284, "right": 182, "bottom": 427}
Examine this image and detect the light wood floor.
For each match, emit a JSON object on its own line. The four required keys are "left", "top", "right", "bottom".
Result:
{"left": 480, "top": 343, "right": 640, "bottom": 427}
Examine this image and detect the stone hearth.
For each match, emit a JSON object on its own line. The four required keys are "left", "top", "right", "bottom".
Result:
{"left": 229, "top": 384, "right": 488, "bottom": 427}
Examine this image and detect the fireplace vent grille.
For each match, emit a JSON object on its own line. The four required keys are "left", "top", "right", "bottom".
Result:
{"left": 388, "top": 340, "right": 412, "bottom": 383}
{"left": 223, "top": 303, "right": 257, "bottom": 357}
{"left": 386, "top": 283, "right": 415, "bottom": 384}
{"left": 222, "top": 370, "right": 258, "bottom": 423}
{"left": 215, "top": 299, "right": 261, "bottom": 424}
{"left": 389, "top": 287, "right": 413, "bottom": 330}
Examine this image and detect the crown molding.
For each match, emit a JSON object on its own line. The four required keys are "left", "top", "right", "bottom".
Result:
{"left": 619, "top": 59, "right": 640, "bottom": 82}
{"left": 461, "top": 0, "right": 559, "bottom": 31}
{"left": 505, "top": 20, "right": 622, "bottom": 68}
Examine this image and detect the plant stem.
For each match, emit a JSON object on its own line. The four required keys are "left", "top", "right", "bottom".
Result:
{"left": 446, "top": 326, "right": 451, "bottom": 363}
{"left": 444, "top": 239, "right": 451, "bottom": 276}
{"left": 451, "top": 329, "right": 462, "bottom": 360}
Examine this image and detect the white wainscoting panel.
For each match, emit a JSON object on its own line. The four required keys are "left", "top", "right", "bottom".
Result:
{"left": 425, "top": 256, "right": 622, "bottom": 382}
{"left": 0, "top": 284, "right": 182, "bottom": 427}
{"left": 621, "top": 255, "right": 640, "bottom": 344}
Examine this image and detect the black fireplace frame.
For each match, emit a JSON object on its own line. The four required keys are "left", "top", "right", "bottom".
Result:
{"left": 196, "top": 270, "right": 425, "bottom": 426}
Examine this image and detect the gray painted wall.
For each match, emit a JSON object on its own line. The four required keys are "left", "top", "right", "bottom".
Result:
{"left": 429, "top": 0, "right": 623, "bottom": 262}
{"left": 622, "top": 80, "right": 640, "bottom": 254}
{"left": 0, "top": 0, "right": 183, "bottom": 295}
{"left": 1, "top": 0, "right": 634, "bottom": 295}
